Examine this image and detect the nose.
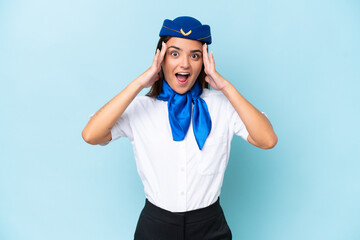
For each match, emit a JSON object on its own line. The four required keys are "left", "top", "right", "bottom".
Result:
{"left": 180, "top": 55, "right": 190, "bottom": 69}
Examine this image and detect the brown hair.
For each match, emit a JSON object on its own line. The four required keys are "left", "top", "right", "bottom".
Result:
{"left": 146, "top": 36, "right": 209, "bottom": 98}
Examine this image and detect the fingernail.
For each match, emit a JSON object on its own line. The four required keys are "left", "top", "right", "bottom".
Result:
{"left": 162, "top": 41, "right": 165, "bottom": 46}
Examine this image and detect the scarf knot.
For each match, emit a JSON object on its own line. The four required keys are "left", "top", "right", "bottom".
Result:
{"left": 157, "top": 80, "right": 212, "bottom": 150}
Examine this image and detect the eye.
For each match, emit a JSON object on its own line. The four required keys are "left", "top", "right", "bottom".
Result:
{"left": 171, "top": 51, "right": 179, "bottom": 57}
{"left": 191, "top": 54, "right": 200, "bottom": 59}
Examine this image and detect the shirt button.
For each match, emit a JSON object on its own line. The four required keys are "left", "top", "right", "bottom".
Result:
{"left": 181, "top": 191, "right": 185, "bottom": 196}
{"left": 181, "top": 168, "right": 185, "bottom": 172}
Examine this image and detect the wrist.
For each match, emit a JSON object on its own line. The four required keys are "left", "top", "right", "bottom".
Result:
{"left": 137, "top": 68, "right": 156, "bottom": 88}
{"left": 132, "top": 77, "right": 146, "bottom": 92}
{"left": 220, "top": 79, "right": 233, "bottom": 95}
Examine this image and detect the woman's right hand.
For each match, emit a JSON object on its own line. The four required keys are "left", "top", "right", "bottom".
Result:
{"left": 138, "top": 42, "right": 167, "bottom": 88}
{"left": 82, "top": 42, "right": 167, "bottom": 145}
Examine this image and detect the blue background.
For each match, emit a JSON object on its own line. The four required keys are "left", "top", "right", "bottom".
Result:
{"left": 1, "top": 0, "right": 359, "bottom": 239}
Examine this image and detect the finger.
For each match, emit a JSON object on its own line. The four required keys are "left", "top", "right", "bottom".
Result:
{"left": 209, "top": 51, "right": 215, "bottom": 66}
{"left": 152, "top": 49, "right": 160, "bottom": 66}
{"left": 158, "top": 42, "right": 167, "bottom": 63}
{"left": 203, "top": 44, "right": 209, "bottom": 62}
{"left": 203, "top": 44, "right": 210, "bottom": 68}
{"left": 205, "top": 76, "right": 211, "bottom": 83}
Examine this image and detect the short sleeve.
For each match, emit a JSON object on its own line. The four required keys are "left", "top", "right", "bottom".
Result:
{"left": 88, "top": 103, "right": 134, "bottom": 146}
{"left": 227, "top": 102, "right": 249, "bottom": 141}
{"left": 110, "top": 111, "right": 133, "bottom": 141}
{"left": 227, "top": 103, "right": 269, "bottom": 142}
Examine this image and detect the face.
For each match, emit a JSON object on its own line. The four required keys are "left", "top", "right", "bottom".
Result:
{"left": 162, "top": 37, "right": 203, "bottom": 94}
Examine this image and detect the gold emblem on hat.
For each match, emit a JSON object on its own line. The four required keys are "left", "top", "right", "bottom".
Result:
{"left": 180, "top": 29, "right": 192, "bottom": 36}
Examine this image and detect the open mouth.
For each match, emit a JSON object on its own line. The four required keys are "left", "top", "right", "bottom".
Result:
{"left": 175, "top": 72, "right": 190, "bottom": 84}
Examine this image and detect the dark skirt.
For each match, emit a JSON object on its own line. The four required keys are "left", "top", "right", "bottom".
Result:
{"left": 134, "top": 198, "right": 232, "bottom": 240}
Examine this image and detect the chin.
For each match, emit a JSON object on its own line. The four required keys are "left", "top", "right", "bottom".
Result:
{"left": 174, "top": 82, "right": 195, "bottom": 94}
{"left": 174, "top": 88, "right": 189, "bottom": 94}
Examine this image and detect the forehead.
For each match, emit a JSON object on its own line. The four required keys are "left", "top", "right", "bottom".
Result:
{"left": 166, "top": 37, "right": 202, "bottom": 50}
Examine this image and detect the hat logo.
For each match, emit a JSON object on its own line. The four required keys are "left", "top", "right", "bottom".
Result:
{"left": 180, "top": 28, "right": 192, "bottom": 36}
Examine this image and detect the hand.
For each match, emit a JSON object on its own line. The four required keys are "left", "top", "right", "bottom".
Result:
{"left": 202, "top": 44, "right": 228, "bottom": 91}
{"left": 138, "top": 42, "right": 168, "bottom": 88}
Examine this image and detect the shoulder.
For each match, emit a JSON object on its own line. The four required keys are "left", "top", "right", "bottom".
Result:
{"left": 201, "top": 88, "right": 228, "bottom": 104}
{"left": 126, "top": 95, "right": 164, "bottom": 115}
{"left": 134, "top": 95, "right": 156, "bottom": 102}
{"left": 131, "top": 95, "right": 158, "bottom": 107}
{"left": 201, "top": 89, "right": 234, "bottom": 118}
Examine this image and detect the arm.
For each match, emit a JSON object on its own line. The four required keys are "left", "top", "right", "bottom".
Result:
{"left": 82, "top": 42, "right": 168, "bottom": 145}
{"left": 202, "top": 44, "right": 277, "bottom": 149}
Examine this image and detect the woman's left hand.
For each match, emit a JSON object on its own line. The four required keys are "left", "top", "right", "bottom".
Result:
{"left": 202, "top": 44, "right": 228, "bottom": 91}
{"left": 202, "top": 44, "right": 277, "bottom": 149}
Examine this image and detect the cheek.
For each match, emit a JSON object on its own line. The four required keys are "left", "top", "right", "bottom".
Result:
{"left": 163, "top": 59, "right": 175, "bottom": 74}
{"left": 162, "top": 63, "right": 171, "bottom": 76}
{"left": 194, "top": 62, "right": 203, "bottom": 74}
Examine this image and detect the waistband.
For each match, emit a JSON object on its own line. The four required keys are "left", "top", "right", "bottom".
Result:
{"left": 141, "top": 198, "right": 223, "bottom": 225}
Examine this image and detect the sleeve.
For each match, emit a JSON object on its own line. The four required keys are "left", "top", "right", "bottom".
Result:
{"left": 226, "top": 97, "right": 268, "bottom": 142}
{"left": 88, "top": 101, "right": 135, "bottom": 146}
{"left": 227, "top": 101, "right": 249, "bottom": 141}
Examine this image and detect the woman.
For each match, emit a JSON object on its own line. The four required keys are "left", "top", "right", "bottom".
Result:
{"left": 82, "top": 16, "right": 277, "bottom": 240}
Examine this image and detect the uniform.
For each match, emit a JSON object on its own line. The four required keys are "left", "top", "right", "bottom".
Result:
{"left": 96, "top": 89, "right": 253, "bottom": 239}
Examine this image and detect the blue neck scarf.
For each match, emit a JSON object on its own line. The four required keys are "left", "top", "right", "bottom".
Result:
{"left": 157, "top": 80, "right": 212, "bottom": 150}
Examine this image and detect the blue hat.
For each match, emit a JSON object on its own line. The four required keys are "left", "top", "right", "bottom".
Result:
{"left": 159, "top": 16, "right": 212, "bottom": 44}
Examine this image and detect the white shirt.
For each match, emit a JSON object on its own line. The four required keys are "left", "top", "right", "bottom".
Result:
{"left": 95, "top": 89, "right": 250, "bottom": 212}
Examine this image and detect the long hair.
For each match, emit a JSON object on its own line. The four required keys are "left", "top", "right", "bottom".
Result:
{"left": 146, "top": 36, "right": 209, "bottom": 98}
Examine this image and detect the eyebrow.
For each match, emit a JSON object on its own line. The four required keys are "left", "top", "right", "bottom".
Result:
{"left": 168, "top": 45, "right": 202, "bottom": 54}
